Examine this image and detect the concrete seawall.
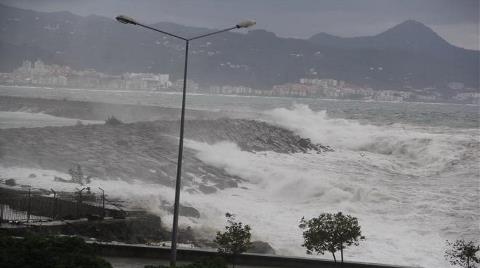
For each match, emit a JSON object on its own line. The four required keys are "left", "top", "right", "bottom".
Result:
{"left": 94, "top": 243, "right": 417, "bottom": 268}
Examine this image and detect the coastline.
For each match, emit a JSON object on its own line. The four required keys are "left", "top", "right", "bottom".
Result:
{"left": 1, "top": 84, "right": 478, "bottom": 107}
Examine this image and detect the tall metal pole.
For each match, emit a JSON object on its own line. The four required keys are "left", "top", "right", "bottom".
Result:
{"left": 26, "top": 188, "right": 31, "bottom": 223}
{"left": 50, "top": 189, "right": 57, "bottom": 220}
{"left": 99, "top": 187, "right": 105, "bottom": 218}
{"left": 114, "top": 17, "right": 254, "bottom": 267}
{"left": 170, "top": 40, "right": 189, "bottom": 267}
{"left": 76, "top": 189, "right": 81, "bottom": 219}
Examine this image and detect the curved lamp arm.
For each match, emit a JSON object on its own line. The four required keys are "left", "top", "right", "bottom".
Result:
{"left": 116, "top": 15, "right": 255, "bottom": 41}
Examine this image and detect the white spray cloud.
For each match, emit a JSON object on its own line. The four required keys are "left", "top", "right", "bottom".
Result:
{"left": 185, "top": 140, "right": 460, "bottom": 267}
{"left": 262, "top": 104, "right": 478, "bottom": 175}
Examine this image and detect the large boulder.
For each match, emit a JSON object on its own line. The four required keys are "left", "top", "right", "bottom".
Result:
{"left": 247, "top": 241, "right": 276, "bottom": 255}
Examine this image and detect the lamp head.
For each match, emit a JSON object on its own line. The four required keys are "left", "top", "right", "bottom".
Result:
{"left": 236, "top": 20, "right": 256, "bottom": 29}
{"left": 116, "top": 15, "right": 137, "bottom": 25}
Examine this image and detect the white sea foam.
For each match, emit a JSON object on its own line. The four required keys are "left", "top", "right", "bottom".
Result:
{"left": 0, "top": 111, "right": 101, "bottom": 129}
{"left": 183, "top": 141, "right": 452, "bottom": 267}
{"left": 262, "top": 104, "right": 478, "bottom": 174}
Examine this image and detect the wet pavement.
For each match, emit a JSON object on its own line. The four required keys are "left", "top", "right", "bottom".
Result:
{"left": 104, "top": 256, "right": 277, "bottom": 268}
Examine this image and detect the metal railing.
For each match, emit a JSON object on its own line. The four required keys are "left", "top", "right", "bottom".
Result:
{"left": 0, "top": 188, "right": 126, "bottom": 224}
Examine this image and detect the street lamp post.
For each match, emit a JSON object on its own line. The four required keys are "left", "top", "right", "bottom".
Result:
{"left": 115, "top": 15, "right": 255, "bottom": 267}
{"left": 98, "top": 187, "right": 105, "bottom": 218}
{"left": 50, "top": 188, "right": 57, "bottom": 219}
{"left": 75, "top": 186, "right": 90, "bottom": 219}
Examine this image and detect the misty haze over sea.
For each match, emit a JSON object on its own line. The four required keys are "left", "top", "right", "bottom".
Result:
{"left": 0, "top": 2, "right": 479, "bottom": 268}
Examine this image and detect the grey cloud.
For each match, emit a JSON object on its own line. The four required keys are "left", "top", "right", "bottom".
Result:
{"left": 1, "top": 0, "right": 478, "bottom": 49}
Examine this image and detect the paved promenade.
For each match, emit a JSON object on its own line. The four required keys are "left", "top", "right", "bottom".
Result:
{"left": 105, "top": 257, "right": 273, "bottom": 268}
{"left": 96, "top": 243, "right": 417, "bottom": 268}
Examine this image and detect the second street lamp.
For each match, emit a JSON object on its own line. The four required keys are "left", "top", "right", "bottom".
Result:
{"left": 115, "top": 15, "right": 255, "bottom": 267}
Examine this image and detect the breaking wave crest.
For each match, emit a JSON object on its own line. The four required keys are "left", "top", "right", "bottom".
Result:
{"left": 263, "top": 104, "right": 479, "bottom": 174}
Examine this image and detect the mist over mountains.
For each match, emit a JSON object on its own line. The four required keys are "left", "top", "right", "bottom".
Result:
{"left": 0, "top": 4, "right": 478, "bottom": 92}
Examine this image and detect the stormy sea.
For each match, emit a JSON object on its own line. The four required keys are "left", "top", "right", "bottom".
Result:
{"left": 0, "top": 86, "right": 478, "bottom": 268}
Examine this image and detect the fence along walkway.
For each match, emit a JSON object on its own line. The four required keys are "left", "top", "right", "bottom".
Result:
{"left": 0, "top": 187, "right": 125, "bottom": 223}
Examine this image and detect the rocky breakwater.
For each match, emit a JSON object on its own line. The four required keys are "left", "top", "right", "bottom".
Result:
{"left": 0, "top": 118, "right": 331, "bottom": 194}
{"left": 161, "top": 118, "right": 332, "bottom": 154}
{"left": 0, "top": 96, "right": 219, "bottom": 122}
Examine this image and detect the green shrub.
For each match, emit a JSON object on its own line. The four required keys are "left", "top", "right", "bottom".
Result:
{"left": 445, "top": 240, "right": 480, "bottom": 268}
{"left": 0, "top": 234, "right": 112, "bottom": 268}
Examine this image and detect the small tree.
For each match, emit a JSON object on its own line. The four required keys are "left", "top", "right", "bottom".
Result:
{"left": 445, "top": 240, "right": 480, "bottom": 268}
{"left": 68, "top": 164, "right": 91, "bottom": 185}
{"left": 299, "top": 212, "right": 365, "bottom": 263}
{"left": 214, "top": 213, "right": 252, "bottom": 268}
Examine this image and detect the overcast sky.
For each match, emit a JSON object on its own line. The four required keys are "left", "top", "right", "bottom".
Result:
{"left": 1, "top": 0, "right": 478, "bottom": 50}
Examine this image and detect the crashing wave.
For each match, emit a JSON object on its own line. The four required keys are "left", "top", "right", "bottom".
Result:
{"left": 0, "top": 118, "right": 331, "bottom": 193}
{"left": 263, "top": 104, "right": 479, "bottom": 175}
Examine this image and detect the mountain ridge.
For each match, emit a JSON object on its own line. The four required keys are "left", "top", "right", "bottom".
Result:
{"left": 0, "top": 4, "right": 478, "bottom": 92}
{"left": 310, "top": 20, "right": 458, "bottom": 53}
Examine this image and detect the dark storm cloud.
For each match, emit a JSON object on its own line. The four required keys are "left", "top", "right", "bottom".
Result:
{"left": 1, "top": 0, "right": 478, "bottom": 49}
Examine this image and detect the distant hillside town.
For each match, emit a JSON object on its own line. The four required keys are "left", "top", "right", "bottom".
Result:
{"left": 0, "top": 60, "right": 478, "bottom": 104}
{"left": 1, "top": 60, "right": 173, "bottom": 90}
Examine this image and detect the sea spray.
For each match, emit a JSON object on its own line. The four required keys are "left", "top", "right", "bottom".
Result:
{"left": 262, "top": 104, "right": 479, "bottom": 174}
{"left": 183, "top": 141, "right": 456, "bottom": 267}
